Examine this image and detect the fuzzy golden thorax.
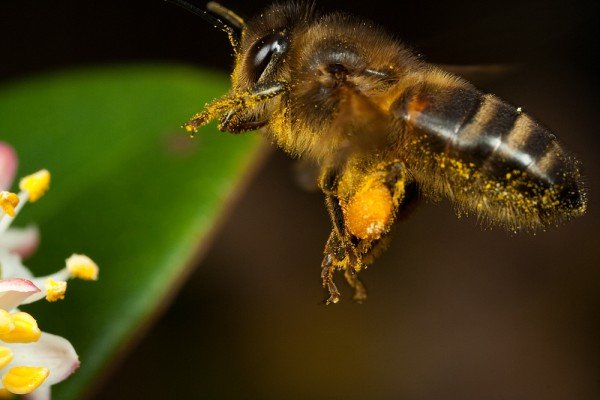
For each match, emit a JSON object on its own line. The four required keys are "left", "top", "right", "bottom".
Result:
{"left": 228, "top": 3, "right": 419, "bottom": 164}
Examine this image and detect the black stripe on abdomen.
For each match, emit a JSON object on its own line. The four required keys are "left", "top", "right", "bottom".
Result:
{"left": 449, "top": 95, "right": 519, "bottom": 164}
{"left": 394, "top": 85, "right": 567, "bottom": 186}
{"left": 393, "top": 82, "right": 586, "bottom": 219}
{"left": 392, "top": 83, "right": 483, "bottom": 153}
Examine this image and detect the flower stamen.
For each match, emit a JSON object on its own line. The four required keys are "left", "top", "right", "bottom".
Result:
{"left": 18, "top": 170, "right": 50, "bottom": 203}
{"left": 0, "top": 347, "right": 13, "bottom": 369}
{"left": 66, "top": 254, "right": 99, "bottom": 281}
{"left": 0, "top": 312, "right": 41, "bottom": 343}
{"left": 45, "top": 278, "right": 67, "bottom": 302}
{"left": 0, "top": 193, "right": 19, "bottom": 218}
{"left": 1, "top": 366, "right": 49, "bottom": 395}
{"left": 0, "top": 311, "right": 15, "bottom": 335}
{"left": 0, "top": 170, "right": 51, "bottom": 236}
{"left": 0, "top": 144, "right": 93, "bottom": 397}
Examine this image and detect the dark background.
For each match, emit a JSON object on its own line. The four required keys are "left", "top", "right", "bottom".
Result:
{"left": 2, "top": 1, "right": 599, "bottom": 399}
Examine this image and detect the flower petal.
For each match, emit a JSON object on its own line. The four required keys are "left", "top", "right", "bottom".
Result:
{"left": 23, "top": 385, "right": 51, "bottom": 400}
{"left": 0, "top": 226, "right": 40, "bottom": 259}
{"left": 0, "top": 249, "right": 34, "bottom": 280}
{"left": 0, "top": 279, "right": 40, "bottom": 310}
{"left": 20, "top": 269, "right": 71, "bottom": 305}
{"left": 8, "top": 332, "right": 79, "bottom": 386}
{"left": 0, "top": 143, "right": 17, "bottom": 192}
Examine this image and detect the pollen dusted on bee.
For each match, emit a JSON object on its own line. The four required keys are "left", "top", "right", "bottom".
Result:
{"left": 179, "top": 0, "right": 587, "bottom": 304}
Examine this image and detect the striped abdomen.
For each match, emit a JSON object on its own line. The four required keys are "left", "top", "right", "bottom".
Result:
{"left": 392, "top": 79, "right": 586, "bottom": 229}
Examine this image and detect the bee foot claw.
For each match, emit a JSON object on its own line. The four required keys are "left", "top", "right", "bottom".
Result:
{"left": 325, "top": 292, "right": 341, "bottom": 305}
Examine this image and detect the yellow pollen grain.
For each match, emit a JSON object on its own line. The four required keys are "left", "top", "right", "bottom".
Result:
{"left": 0, "top": 192, "right": 19, "bottom": 217}
{"left": 66, "top": 254, "right": 99, "bottom": 281}
{"left": 0, "top": 310, "right": 15, "bottom": 335}
{"left": 0, "top": 347, "right": 14, "bottom": 370}
{"left": 0, "top": 312, "right": 41, "bottom": 343}
{"left": 430, "top": 151, "right": 571, "bottom": 230}
{"left": 18, "top": 170, "right": 50, "bottom": 203}
{"left": 184, "top": 124, "right": 195, "bottom": 133}
{"left": 45, "top": 279, "right": 67, "bottom": 302}
{"left": 1, "top": 366, "right": 49, "bottom": 395}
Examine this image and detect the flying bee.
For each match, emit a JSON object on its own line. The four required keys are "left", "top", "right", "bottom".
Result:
{"left": 171, "top": 0, "right": 587, "bottom": 304}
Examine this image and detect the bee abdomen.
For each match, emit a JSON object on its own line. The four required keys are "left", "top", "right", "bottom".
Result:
{"left": 391, "top": 81, "right": 586, "bottom": 227}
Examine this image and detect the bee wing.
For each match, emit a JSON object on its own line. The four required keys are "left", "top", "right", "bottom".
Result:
{"left": 293, "top": 158, "right": 321, "bottom": 192}
{"left": 434, "top": 64, "right": 520, "bottom": 85}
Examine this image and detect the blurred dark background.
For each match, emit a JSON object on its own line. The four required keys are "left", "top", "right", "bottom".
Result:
{"left": 2, "top": 0, "right": 599, "bottom": 399}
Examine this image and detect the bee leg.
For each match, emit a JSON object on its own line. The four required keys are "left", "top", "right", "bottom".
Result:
{"left": 359, "top": 236, "right": 391, "bottom": 267}
{"left": 185, "top": 81, "right": 288, "bottom": 134}
{"left": 353, "top": 163, "right": 419, "bottom": 265}
{"left": 218, "top": 81, "right": 289, "bottom": 132}
{"left": 339, "top": 160, "right": 414, "bottom": 275}
{"left": 219, "top": 116, "right": 267, "bottom": 133}
{"left": 383, "top": 161, "right": 412, "bottom": 208}
{"left": 321, "top": 191, "right": 365, "bottom": 304}
{"left": 343, "top": 267, "right": 368, "bottom": 303}
{"left": 320, "top": 232, "right": 341, "bottom": 305}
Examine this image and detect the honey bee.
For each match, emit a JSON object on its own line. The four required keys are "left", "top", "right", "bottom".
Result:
{"left": 173, "top": 1, "right": 587, "bottom": 304}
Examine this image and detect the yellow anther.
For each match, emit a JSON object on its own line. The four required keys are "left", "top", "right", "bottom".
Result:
{"left": 66, "top": 254, "right": 99, "bottom": 281}
{"left": 0, "top": 310, "right": 15, "bottom": 335}
{"left": 45, "top": 278, "right": 67, "bottom": 302}
{"left": 0, "top": 312, "right": 41, "bottom": 343}
{"left": 1, "top": 366, "right": 49, "bottom": 395}
{"left": 0, "top": 388, "right": 15, "bottom": 399}
{"left": 0, "top": 192, "right": 19, "bottom": 217}
{"left": 0, "top": 347, "right": 13, "bottom": 370}
{"left": 18, "top": 170, "right": 50, "bottom": 203}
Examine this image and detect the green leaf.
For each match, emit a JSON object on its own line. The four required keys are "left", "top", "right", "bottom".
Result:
{"left": 0, "top": 65, "right": 263, "bottom": 399}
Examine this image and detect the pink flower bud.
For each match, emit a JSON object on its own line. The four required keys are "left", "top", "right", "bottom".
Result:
{"left": 0, "top": 142, "right": 18, "bottom": 191}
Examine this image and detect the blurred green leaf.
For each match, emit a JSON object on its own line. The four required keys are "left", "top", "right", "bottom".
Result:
{"left": 0, "top": 65, "right": 263, "bottom": 399}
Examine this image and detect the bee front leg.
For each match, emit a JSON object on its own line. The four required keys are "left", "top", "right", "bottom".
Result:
{"left": 218, "top": 81, "right": 288, "bottom": 133}
{"left": 184, "top": 81, "right": 288, "bottom": 134}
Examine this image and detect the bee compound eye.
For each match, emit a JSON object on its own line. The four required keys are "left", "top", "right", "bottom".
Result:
{"left": 247, "top": 32, "right": 288, "bottom": 81}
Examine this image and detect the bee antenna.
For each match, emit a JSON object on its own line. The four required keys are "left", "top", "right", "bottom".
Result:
{"left": 206, "top": 2, "right": 245, "bottom": 30}
{"left": 165, "top": 0, "right": 240, "bottom": 49}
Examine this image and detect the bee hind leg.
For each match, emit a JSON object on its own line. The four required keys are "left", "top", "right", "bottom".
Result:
{"left": 320, "top": 232, "right": 342, "bottom": 305}
{"left": 320, "top": 230, "right": 366, "bottom": 304}
{"left": 343, "top": 267, "right": 368, "bottom": 303}
{"left": 320, "top": 191, "right": 366, "bottom": 304}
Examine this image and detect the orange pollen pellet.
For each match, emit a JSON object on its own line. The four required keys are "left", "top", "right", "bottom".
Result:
{"left": 344, "top": 182, "right": 393, "bottom": 240}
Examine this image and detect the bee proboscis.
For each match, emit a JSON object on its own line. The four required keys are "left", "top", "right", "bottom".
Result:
{"left": 173, "top": 0, "right": 587, "bottom": 304}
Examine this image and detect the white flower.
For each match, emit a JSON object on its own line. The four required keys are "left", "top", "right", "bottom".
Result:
{"left": 0, "top": 279, "right": 79, "bottom": 399}
{"left": 0, "top": 142, "right": 40, "bottom": 259}
{"left": 0, "top": 142, "right": 99, "bottom": 399}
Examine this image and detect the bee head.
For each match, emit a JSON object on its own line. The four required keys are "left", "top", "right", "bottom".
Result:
{"left": 231, "top": 2, "right": 317, "bottom": 90}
